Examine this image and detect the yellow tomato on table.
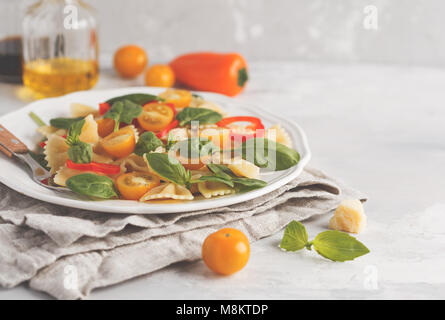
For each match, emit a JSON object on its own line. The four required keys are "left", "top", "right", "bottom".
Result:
{"left": 202, "top": 228, "right": 250, "bottom": 275}
{"left": 145, "top": 64, "right": 175, "bottom": 88}
{"left": 137, "top": 102, "right": 175, "bottom": 132}
{"left": 158, "top": 89, "right": 192, "bottom": 109}
{"left": 113, "top": 45, "right": 148, "bottom": 79}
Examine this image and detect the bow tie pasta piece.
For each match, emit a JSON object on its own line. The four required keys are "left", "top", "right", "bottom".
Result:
{"left": 54, "top": 166, "right": 96, "bottom": 186}
{"left": 70, "top": 103, "right": 99, "bottom": 118}
{"left": 139, "top": 183, "right": 194, "bottom": 201}
{"left": 44, "top": 134, "right": 69, "bottom": 174}
{"left": 79, "top": 114, "right": 100, "bottom": 145}
{"left": 114, "top": 154, "right": 150, "bottom": 173}
{"left": 91, "top": 152, "right": 114, "bottom": 164}
{"left": 197, "top": 181, "right": 235, "bottom": 199}
{"left": 265, "top": 124, "right": 292, "bottom": 148}
{"left": 228, "top": 159, "right": 260, "bottom": 179}
{"left": 37, "top": 125, "right": 67, "bottom": 139}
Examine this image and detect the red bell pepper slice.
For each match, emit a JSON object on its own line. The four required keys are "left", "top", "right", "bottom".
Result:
{"left": 156, "top": 119, "right": 179, "bottom": 139}
{"left": 217, "top": 116, "right": 265, "bottom": 142}
{"left": 66, "top": 159, "right": 121, "bottom": 175}
{"left": 99, "top": 102, "right": 111, "bottom": 115}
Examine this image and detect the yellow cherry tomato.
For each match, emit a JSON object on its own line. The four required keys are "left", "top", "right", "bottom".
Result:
{"left": 113, "top": 45, "right": 148, "bottom": 79}
{"left": 158, "top": 89, "right": 192, "bottom": 109}
{"left": 101, "top": 126, "right": 136, "bottom": 158}
{"left": 116, "top": 172, "right": 160, "bottom": 200}
{"left": 145, "top": 64, "right": 175, "bottom": 88}
{"left": 202, "top": 228, "right": 250, "bottom": 275}
{"left": 137, "top": 102, "right": 175, "bottom": 132}
{"left": 96, "top": 118, "right": 115, "bottom": 138}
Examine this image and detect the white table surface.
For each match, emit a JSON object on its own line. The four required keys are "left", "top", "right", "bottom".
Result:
{"left": 0, "top": 61, "right": 444, "bottom": 299}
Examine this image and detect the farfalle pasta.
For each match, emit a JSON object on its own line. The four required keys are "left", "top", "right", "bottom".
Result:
{"left": 30, "top": 89, "right": 300, "bottom": 201}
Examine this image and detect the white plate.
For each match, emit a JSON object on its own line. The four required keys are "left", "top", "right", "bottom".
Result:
{"left": 0, "top": 87, "right": 310, "bottom": 214}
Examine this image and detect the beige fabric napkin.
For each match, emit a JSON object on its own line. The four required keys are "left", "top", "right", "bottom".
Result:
{"left": 0, "top": 167, "right": 366, "bottom": 299}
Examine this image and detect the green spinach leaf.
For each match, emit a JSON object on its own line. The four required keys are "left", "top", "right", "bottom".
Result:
{"left": 134, "top": 132, "right": 164, "bottom": 156}
{"left": 66, "top": 173, "right": 118, "bottom": 199}
{"left": 106, "top": 93, "right": 160, "bottom": 105}
{"left": 240, "top": 138, "right": 300, "bottom": 171}
{"left": 176, "top": 107, "right": 222, "bottom": 126}
{"left": 50, "top": 117, "right": 84, "bottom": 129}
{"left": 104, "top": 99, "right": 143, "bottom": 131}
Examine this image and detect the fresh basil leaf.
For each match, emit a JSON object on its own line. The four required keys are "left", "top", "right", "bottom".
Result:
{"left": 134, "top": 132, "right": 164, "bottom": 156}
{"left": 312, "top": 230, "right": 370, "bottom": 262}
{"left": 232, "top": 177, "right": 267, "bottom": 192}
{"left": 145, "top": 153, "right": 190, "bottom": 187}
{"left": 279, "top": 220, "right": 308, "bottom": 252}
{"left": 196, "top": 175, "right": 235, "bottom": 188}
{"left": 66, "top": 119, "right": 85, "bottom": 145}
{"left": 176, "top": 107, "right": 223, "bottom": 126}
{"left": 29, "top": 150, "right": 50, "bottom": 171}
{"left": 50, "top": 117, "right": 84, "bottom": 129}
{"left": 106, "top": 93, "right": 160, "bottom": 105}
{"left": 207, "top": 163, "right": 234, "bottom": 180}
{"left": 104, "top": 99, "right": 142, "bottom": 131}
{"left": 66, "top": 173, "right": 118, "bottom": 199}
{"left": 171, "top": 138, "right": 218, "bottom": 159}
{"left": 67, "top": 141, "right": 93, "bottom": 164}
{"left": 241, "top": 138, "right": 300, "bottom": 171}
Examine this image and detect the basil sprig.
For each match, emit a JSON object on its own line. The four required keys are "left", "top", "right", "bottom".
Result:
{"left": 193, "top": 163, "right": 267, "bottom": 192}
{"left": 145, "top": 153, "right": 192, "bottom": 188}
{"left": 239, "top": 138, "right": 300, "bottom": 171}
{"left": 50, "top": 117, "right": 84, "bottom": 129}
{"left": 66, "top": 173, "right": 118, "bottom": 199}
{"left": 176, "top": 107, "right": 223, "bottom": 126}
{"left": 103, "top": 99, "right": 143, "bottom": 132}
{"left": 280, "top": 221, "right": 370, "bottom": 262}
{"left": 134, "top": 132, "right": 164, "bottom": 156}
{"left": 106, "top": 93, "right": 160, "bottom": 105}
{"left": 65, "top": 119, "right": 93, "bottom": 164}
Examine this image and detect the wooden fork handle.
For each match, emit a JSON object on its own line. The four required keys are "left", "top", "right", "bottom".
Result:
{"left": 0, "top": 124, "right": 28, "bottom": 158}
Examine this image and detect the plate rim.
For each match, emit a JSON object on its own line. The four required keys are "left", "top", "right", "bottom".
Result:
{"left": 0, "top": 87, "right": 311, "bottom": 214}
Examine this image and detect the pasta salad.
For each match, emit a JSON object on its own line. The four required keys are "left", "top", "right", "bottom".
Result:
{"left": 30, "top": 89, "right": 300, "bottom": 202}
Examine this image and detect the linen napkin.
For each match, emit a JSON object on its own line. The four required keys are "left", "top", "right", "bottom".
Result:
{"left": 0, "top": 166, "right": 366, "bottom": 299}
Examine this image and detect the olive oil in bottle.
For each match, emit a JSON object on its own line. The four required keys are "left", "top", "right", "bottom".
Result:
{"left": 23, "top": 57, "right": 98, "bottom": 97}
{"left": 22, "top": 0, "right": 98, "bottom": 97}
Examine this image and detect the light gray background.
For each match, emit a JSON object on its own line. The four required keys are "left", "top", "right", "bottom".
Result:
{"left": 1, "top": 0, "right": 444, "bottom": 66}
{"left": 1, "top": 0, "right": 445, "bottom": 300}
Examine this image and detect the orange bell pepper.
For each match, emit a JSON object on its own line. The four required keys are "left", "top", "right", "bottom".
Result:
{"left": 169, "top": 52, "right": 248, "bottom": 97}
